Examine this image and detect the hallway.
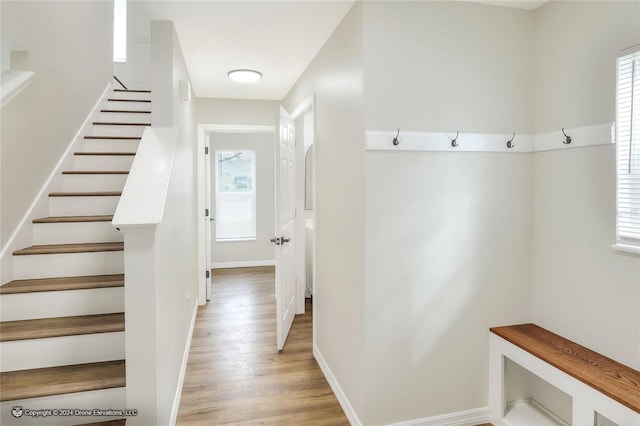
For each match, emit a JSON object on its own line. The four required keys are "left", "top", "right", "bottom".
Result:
{"left": 176, "top": 267, "right": 348, "bottom": 425}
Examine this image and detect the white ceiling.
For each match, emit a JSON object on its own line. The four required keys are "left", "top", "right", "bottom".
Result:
{"left": 143, "top": 0, "right": 355, "bottom": 100}
{"left": 143, "top": 0, "right": 547, "bottom": 101}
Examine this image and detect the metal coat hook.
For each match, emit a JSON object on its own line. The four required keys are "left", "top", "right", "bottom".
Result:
{"left": 451, "top": 131, "right": 459, "bottom": 147}
{"left": 562, "top": 128, "right": 572, "bottom": 145}
{"left": 507, "top": 133, "right": 515, "bottom": 149}
{"left": 392, "top": 129, "right": 400, "bottom": 146}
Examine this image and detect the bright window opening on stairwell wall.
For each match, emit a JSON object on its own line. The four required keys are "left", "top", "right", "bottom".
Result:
{"left": 215, "top": 151, "right": 257, "bottom": 241}
{"left": 113, "top": 0, "right": 127, "bottom": 62}
{"left": 615, "top": 45, "right": 640, "bottom": 252}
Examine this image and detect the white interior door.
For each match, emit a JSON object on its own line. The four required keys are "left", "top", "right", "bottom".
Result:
{"left": 205, "top": 136, "right": 212, "bottom": 300}
{"left": 275, "top": 106, "right": 297, "bottom": 351}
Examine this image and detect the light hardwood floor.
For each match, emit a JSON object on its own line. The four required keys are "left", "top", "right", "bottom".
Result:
{"left": 176, "top": 266, "right": 348, "bottom": 425}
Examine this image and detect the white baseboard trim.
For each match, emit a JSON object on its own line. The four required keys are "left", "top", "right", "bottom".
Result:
{"left": 0, "top": 81, "right": 113, "bottom": 283}
{"left": 169, "top": 301, "right": 198, "bottom": 426}
{"left": 212, "top": 260, "right": 275, "bottom": 269}
{"left": 313, "top": 345, "right": 362, "bottom": 426}
{"left": 388, "top": 407, "right": 489, "bottom": 426}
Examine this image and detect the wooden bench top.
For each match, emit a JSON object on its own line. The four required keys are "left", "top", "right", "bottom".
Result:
{"left": 490, "top": 323, "right": 640, "bottom": 414}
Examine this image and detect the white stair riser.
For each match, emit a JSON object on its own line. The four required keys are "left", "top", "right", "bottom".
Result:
{"left": 111, "top": 90, "right": 151, "bottom": 101}
{"left": 92, "top": 124, "right": 147, "bottom": 137}
{"left": 82, "top": 138, "right": 140, "bottom": 152}
{"left": 62, "top": 174, "right": 128, "bottom": 192}
{"left": 1, "top": 287, "right": 124, "bottom": 321}
{"left": 33, "top": 222, "right": 123, "bottom": 245}
{"left": 1, "top": 332, "right": 125, "bottom": 372}
{"left": 100, "top": 112, "right": 151, "bottom": 123}
{"left": 74, "top": 155, "right": 134, "bottom": 171}
{"left": 12, "top": 251, "right": 123, "bottom": 280}
{"left": 106, "top": 100, "right": 150, "bottom": 111}
{"left": 49, "top": 195, "right": 120, "bottom": 216}
{"left": 0, "top": 388, "right": 125, "bottom": 426}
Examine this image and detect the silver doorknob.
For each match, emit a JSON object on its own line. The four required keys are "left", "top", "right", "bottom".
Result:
{"left": 281, "top": 237, "right": 290, "bottom": 244}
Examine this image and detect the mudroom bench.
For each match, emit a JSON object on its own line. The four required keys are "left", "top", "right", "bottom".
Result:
{"left": 489, "top": 323, "right": 640, "bottom": 426}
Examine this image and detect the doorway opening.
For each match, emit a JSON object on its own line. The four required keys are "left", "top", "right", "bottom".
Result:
{"left": 197, "top": 124, "right": 275, "bottom": 305}
{"left": 290, "top": 95, "right": 316, "bottom": 346}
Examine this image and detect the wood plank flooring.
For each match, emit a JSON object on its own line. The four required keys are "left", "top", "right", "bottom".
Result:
{"left": 176, "top": 266, "right": 348, "bottom": 425}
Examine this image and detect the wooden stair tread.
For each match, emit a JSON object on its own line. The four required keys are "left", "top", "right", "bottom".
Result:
{"left": 49, "top": 191, "right": 122, "bottom": 197}
{"left": 84, "top": 136, "right": 141, "bottom": 140}
{"left": 13, "top": 242, "right": 124, "bottom": 256}
{"left": 33, "top": 215, "right": 113, "bottom": 223}
{"left": 107, "top": 98, "right": 150, "bottom": 103}
{"left": 1, "top": 313, "right": 124, "bottom": 342}
{"left": 63, "top": 171, "right": 129, "bottom": 175}
{"left": 92, "top": 122, "right": 150, "bottom": 126}
{"left": 74, "top": 152, "right": 136, "bottom": 156}
{"left": 114, "top": 89, "right": 150, "bottom": 93}
{"left": 490, "top": 323, "right": 640, "bottom": 414}
{"left": 73, "top": 420, "right": 126, "bottom": 426}
{"left": 0, "top": 274, "right": 124, "bottom": 294}
{"left": 0, "top": 360, "right": 125, "bottom": 402}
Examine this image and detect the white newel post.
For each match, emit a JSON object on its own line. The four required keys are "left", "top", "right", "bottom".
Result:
{"left": 119, "top": 226, "right": 159, "bottom": 425}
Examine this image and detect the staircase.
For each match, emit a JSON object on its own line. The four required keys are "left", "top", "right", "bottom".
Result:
{"left": 0, "top": 87, "right": 151, "bottom": 426}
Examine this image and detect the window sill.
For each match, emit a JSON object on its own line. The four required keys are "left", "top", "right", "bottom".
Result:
{"left": 1, "top": 70, "right": 34, "bottom": 108}
{"left": 216, "top": 238, "right": 257, "bottom": 243}
{"left": 612, "top": 243, "right": 640, "bottom": 255}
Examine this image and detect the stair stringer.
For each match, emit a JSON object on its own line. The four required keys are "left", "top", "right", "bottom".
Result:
{"left": 0, "top": 82, "right": 115, "bottom": 284}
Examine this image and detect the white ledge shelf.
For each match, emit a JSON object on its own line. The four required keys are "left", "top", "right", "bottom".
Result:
{"left": 1, "top": 70, "right": 34, "bottom": 108}
{"left": 366, "top": 123, "right": 614, "bottom": 153}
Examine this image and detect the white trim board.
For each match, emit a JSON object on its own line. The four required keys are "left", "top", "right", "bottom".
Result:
{"left": 212, "top": 260, "right": 275, "bottom": 269}
{"left": 366, "top": 123, "right": 614, "bottom": 153}
{"left": 313, "top": 345, "right": 362, "bottom": 426}
{"left": 169, "top": 301, "right": 198, "bottom": 426}
{"left": 1, "top": 70, "right": 34, "bottom": 108}
{"left": 388, "top": 407, "right": 490, "bottom": 426}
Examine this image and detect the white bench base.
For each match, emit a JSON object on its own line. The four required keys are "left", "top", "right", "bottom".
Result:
{"left": 489, "top": 334, "right": 640, "bottom": 426}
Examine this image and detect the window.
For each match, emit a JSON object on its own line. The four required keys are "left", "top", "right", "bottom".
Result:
{"left": 215, "top": 150, "right": 256, "bottom": 241}
{"left": 615, "top": 46, "right": 640, "bottom": 253}
{"left": 113, "top": 0, "right": 127, "bottom": 62}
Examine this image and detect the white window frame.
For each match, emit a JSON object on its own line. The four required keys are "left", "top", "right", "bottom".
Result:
{"left": 214, "top": 150, "right": 257, "bottom": 242}
{"left": 113, "top": 0, "right": 127, "bottom": 63}
{"left": 614, "top": 45, "right": 640, "bottom": 254}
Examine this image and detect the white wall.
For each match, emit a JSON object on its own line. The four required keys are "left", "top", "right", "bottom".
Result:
{"left": 0, "top": 0, "right": 112, "bottom": 250}
{"left": 363, "top": 1, "right": 533, "bottom": 134}
{"left": 361, "top": 2, "right": 534, "bottom": 423}
{"left": 209, "top": 132, "right": 275, "bottom": 266}
{"left": 531, "top": 1, "right": 640, "bottom": 368}
{"left": 113, "top": 0, "right": 151, "bottom": 89}
{"left": 283, "top": 2, "right": 366, "bottom": 421}
{"left": 195, "top": 97, "right": 279, "bottom": 126}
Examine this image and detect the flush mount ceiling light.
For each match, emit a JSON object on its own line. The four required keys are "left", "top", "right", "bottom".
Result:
{"left": 228, "top": 69, "right": 262, "bottom": 83}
